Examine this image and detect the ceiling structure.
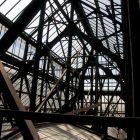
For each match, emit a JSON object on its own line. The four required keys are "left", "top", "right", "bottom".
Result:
{"left": 0, "top": 0, "right": 139, "bottom": 139}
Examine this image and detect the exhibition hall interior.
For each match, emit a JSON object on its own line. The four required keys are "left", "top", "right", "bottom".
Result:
{"left": 0, "top": 0, "right": 139, "bottom": 139}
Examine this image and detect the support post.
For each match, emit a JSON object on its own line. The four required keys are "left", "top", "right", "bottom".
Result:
{"left": 122, "top": 0, "right": 140, "bottom": 139}
{"left": 30, "top": 4, "right": 46, "bottom": 111}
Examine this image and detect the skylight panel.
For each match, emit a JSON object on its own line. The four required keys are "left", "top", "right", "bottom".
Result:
{"left": 0, "top": 0, "right": 31, "bottom": 21}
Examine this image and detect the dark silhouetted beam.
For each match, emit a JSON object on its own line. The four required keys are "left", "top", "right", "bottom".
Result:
{"left": 122, "top": 0, "right": 140, "bottom": 139}
{"left": 84, "top": 91, "right": 122, "bottom": 96}
{"left": 0, "top": 109, "right": 140, "bottom": 127}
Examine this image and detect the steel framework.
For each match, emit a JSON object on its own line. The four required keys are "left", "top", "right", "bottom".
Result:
{"left": 0, "top": 0, "right": 139, "bottom": 139}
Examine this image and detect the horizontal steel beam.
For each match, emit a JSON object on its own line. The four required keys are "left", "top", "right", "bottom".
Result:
{"left": 84, "top": 91, "right": 122, "bottom": 96}
{"left": 0, "top": 109, "right": 140, "bottom": 128}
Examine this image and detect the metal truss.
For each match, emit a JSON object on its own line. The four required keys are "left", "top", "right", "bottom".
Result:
{"left": 0, "top": 0, "right": 139, "bottom": 139}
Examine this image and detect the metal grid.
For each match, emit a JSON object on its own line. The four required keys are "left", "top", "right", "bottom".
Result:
{"left": 0, "top": 0, "right": 137, "bottom": 139}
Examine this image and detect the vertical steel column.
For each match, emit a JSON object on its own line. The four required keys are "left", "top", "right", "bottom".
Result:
{"left": 0, "top": 115, "right": 2, "bottom": 138}
{"left": 81, "top": 43, "right": 86, "bottom": 108}
{"left": 129, "top": 0, "right": 140, "bottom": 138}
{"left": 65, "top": 2, "right": 74, "bottom": 103}
{"left": 90, "top": 50, "right": 94, "bottom": 106}
{"left": 64, "top": 33, "right": 72, "bottom": 103}
{"left": 95, "top": 53, "right": 99, "bottom": 114}
{"left": 44, "top": 58, "right": 50, "bottom": 112}
{"left": 40, "top": 56, "right": 47, "bottom": 104}
{"left": 30, "top": 4, "right": 46, "bottom": 111}
{"left": 122, "top": 0, "right": 140, "bottom": 139}
{"left": 19, "top": 42, "right": 29, "bottom": 98}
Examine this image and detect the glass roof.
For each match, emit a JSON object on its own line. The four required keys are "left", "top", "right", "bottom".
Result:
{"left": 0, "top": 1, "right": 125, "bottom": 139}
{"left": 0, "top": 0, "right": 123, "bottom": 65}
{"left": 0, "top": 0, "right": 124, "bottom": 112}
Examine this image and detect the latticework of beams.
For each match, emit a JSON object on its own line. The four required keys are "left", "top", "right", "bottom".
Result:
{"left": 0, "top": 0, "right": 139, "bottom": 139}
